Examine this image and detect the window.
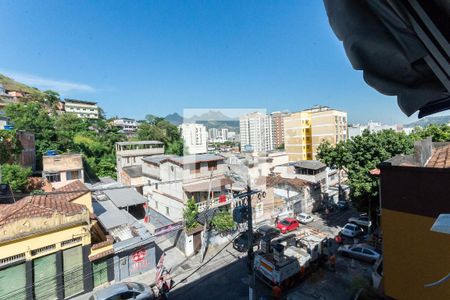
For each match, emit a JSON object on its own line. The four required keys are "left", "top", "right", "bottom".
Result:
{"left": 363, "top": 249, "right": 374, "bottom": 255}
{"left": 46, "top": 173, "right": 61, "bottom": 182}
{"left": 352, "top": 247, "right": 362, "bottom": 253}
{"left": 166, "top": 206, "right": 170, "bottom": 216}
{"left": 191, "top": 162, "right": 201, "bottom": 174}
{"left": 66, "top": 170, "right": 80, "bottom": 180}
{"left": 208, "top": 161, "right": 217, "bottom": 171}
{"left": 155, "top": 201, "right": 158, "bottom": 209}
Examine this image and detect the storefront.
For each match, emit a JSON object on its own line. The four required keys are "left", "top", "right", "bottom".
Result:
{"left": 114, "top": 240, "right": 156, "bottom": 281}
{"left": 0, "top": 261, "right": 28, "bottom": 300}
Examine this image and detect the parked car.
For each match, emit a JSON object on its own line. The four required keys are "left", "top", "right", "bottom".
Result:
{"left": 337, "top": 200, "right": 349, "bottom": 210}
{"left": 233, "top": 231, "right": 261, "bottom": 252}
{"left": 276, "top": 218, "right": 300, "bottom": 234}
{"left": 340, "top": 223, "right": 364, "bottom": 237}
{"left": 348, "top": 215, "right": 372, "bottom": 227}
{"left": 88, "top": 282, "right": 152, "bottom": 300}
{"left": 256, "top": 225, "right": 281, "bottom": 240}
{"left": 297, "top": 213, "right": 314, "bottom": 224}
{"left": 338, "top": 244, "right": 381, "bottom": 263}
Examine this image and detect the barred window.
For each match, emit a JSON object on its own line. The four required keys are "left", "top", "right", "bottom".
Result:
{"left": 0, "top": 253, "right": 25, "bottom": 267}
{"left": 31, "top": 244, "right": 56, "bottom": 256}
{"left": 61, "top": 237, "right": 82, "bottom": 247}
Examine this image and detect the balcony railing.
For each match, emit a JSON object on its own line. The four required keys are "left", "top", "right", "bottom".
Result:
{"left": 196, "top": 194, "right": 233, "bottom": 212}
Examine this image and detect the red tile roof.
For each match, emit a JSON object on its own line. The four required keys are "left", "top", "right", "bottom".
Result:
{"left": 266, "top": 175, "right": 310, "bottom": 189}
{"left": 54, "top": 180, "right": 90, "bottom": 201}
{"left": 0, "top": 181, "right": 89, "bottom": 226}
{"left": 426, "top": 144, "right": 450, "bottom": 168}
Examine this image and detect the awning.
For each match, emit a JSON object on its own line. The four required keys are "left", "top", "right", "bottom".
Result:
{"left": 183, "top": 177, "right": 233, "bottom": 193}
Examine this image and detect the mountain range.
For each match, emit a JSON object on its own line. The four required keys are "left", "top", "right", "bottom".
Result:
{"left": 405, "top": 115, "right": 450, "bottom": 128}
{"left": 164, "top": 111, "right": 239, "bottom": 131}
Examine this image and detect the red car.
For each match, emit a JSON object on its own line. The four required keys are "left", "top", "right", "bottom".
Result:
{"left": 276, "top": 218, "right": 299, "bottom": 234}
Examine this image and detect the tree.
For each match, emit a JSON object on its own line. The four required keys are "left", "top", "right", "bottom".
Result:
{"left": 0, "top": 130, "right": 22, "bottom": 164}
{"left": 276, "top": 143, "right": 285, "bottom": 150}
{"left": 183, "top": 198, "right": 200, "bottom": 230}
{"left": 411, "top": 124, "right": 450, "bottom": 142}
{"left": 1, "top": 163, "right": 32, "bottom": 191}
{"left": 136, "top": 117, "right": 183, "bottom": 155}
{"left": 5, "top": 102, "right": 58, "bottom": 158}
{"left": 211, "top": 210, "right": 235, "bottom": 234}
{"left": 317, "top": 129, "right": 414, "bottom": 212}
{"left": 54, "top": 113, "right": 89, "bottom": 152}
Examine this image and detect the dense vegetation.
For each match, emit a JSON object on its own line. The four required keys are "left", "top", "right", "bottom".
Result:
{"left": 2, "top": 90, "right": 184, "bottom": 181}
{"left": 317, "top": 125, "right": 450, "bottom": 213}
{"left": 0, "top": 163, "right": 32, "bottom": 191}
{"left": 137, "top": 115, "right": 184, "bottom": 156}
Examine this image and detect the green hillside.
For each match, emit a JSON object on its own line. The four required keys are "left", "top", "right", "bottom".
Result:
{"left": 0, "top": 74, "right": 42, "bottom": 95}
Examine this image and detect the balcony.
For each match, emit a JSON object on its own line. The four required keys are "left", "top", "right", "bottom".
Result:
{"left": 196, "top": 194, "right": 233, "bottom": 212}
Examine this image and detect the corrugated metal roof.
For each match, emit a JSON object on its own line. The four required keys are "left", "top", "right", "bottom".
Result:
{"left": 103, "top": 188, "right": 147, "bottom": 208}
{"left": 93, "top": 200, "right": 130, "bottom": 230}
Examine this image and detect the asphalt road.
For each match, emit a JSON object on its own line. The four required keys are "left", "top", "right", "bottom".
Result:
{"left": 170, "top": 209, "right": 362, "bottom": 300}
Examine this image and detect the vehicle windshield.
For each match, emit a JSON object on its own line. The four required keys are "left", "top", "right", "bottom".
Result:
{"left": 280, "top": 220, "right": 290, "bottom": 226}
{"left": 345, "top": 224, "right": 356, "bottom": 230}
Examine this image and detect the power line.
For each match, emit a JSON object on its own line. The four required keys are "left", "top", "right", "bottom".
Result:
{"left": 0, "top": 231, "right": 181, "bottom": 299}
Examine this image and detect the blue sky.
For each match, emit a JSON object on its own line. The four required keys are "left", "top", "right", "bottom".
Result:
{"left": 0, "top": 0, "right": 422, "bottom": 124}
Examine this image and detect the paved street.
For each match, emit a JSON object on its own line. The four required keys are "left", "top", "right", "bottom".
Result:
{"left": 170, "top": 208, "right": 368, "bottom": 300}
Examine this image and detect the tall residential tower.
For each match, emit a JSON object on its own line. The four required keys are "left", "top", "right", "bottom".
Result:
{"left": 284, "top": 106, "right": 347, "bottom": 161}
{"left": 239, "top": 112, "right": 274, "bottom": 153}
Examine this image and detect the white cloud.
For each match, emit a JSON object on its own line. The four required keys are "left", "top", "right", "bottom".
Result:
{"left": 2, "top": 71, "right": 96, "bottom": 93}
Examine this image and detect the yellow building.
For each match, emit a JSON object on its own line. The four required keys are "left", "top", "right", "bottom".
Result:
{"left": 0, "top": 180, "right": 112, "bottom": 300}
{"left": 284, "top": 106, "right": 347, "bottom": 161}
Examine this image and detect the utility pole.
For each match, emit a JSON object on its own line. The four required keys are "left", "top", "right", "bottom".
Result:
{"left": 246, "top": 184, "right": 255, "bottom": 300}
{"left": 201, "top": 171, "right": 214, "bottom": 263}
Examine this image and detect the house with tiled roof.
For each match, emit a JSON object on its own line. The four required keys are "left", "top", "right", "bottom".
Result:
{"left": 0, "top": 180, "right": 114, "bottom": 299}
{"left": 378, "top": 138, "right": 450, "bottom": 299}
{"left": 0, "top": 183, "right": 92, "bottom": 299}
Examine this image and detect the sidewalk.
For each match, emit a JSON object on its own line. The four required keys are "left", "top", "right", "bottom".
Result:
{"left": 72, "top": 246, "right": 186, "bottom": 300}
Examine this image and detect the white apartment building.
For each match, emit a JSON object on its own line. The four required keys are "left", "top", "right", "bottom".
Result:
{"left": 239, "top": 112, "right": 274, "bottom": 153}
{"left": 179, "top": 123, "right": 208, "bottom": 154}
{"left": 113, "top": 118, "right": 138, "bottom": 134}
{"left": 208, "top": 128, "right": 219, "bottom": 141}
{"left": 348, "top": 121, "right": 399, "bottom": 138}
{"left": 63, "top": 99, "right": 99, "bottom": 119}
{"left": 142, "top": 154, "right": 231, "bottom": 221}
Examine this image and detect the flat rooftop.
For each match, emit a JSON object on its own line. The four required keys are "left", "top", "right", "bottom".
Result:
{"left": 116, "top": 141, "right": 164, "bottom": 146}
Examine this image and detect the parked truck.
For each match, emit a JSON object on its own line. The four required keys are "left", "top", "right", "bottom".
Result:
{"left": 254, "top": 228, "right": 331, "bottom": 289}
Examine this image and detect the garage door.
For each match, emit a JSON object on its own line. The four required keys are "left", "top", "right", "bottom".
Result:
{"left": 93, "top": 259, "right": 108, "bottom": 287}
{"left": 63, "top": 246, "right": 84, "bottom": 298}
{"left": 0, "top": 263, "right": 27, "bottom": 300}
{"left": 34, "top": 254, "right": 57, "bottom": 300}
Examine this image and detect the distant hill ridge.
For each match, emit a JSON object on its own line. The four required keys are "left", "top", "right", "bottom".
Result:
{"left": 405, "top": 115, "right": 450, "bottom": 128}
{"left": 0, "top": 74, "right": 42, "bottom": 95}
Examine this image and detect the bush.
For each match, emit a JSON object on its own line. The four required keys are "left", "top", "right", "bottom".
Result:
{"left": 184, "top": 198, "right": 200, "bottom": 230}
{"left": 211, "top": 210, "right": 235, "bottom": 234}
{"left": 1, "top": 163, "right": 32, "bottom": 191}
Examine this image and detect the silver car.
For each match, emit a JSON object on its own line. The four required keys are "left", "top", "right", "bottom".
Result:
{"left": 297, "top": 213, "right": 314, "bottom": 224}
{"left": 340, "top": 223, "right": 364, "bottom": 237}
{"left": 338, "top": 244, "right": 381, "bottom": 263}
{"left": 88, "top": 282, "right": 152, "bottom": 300}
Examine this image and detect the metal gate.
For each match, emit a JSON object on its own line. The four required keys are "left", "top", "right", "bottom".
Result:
{"left": 0, "top": 263, "right": 27, "bottom": 300}
{"left": 93, "top": 259, "right": 108, "bottom": 287}
{"left": 34, "top": 254, "right": 57, "bottom": 300}
{"left": 63, "top": 246, "right": 83, "bottom": 298}
{"left": 193, "top": 232, "right": 201, "bottom": 253}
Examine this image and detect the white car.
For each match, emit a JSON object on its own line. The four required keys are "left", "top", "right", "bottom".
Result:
{"left": 348, "top": 215, "right": 372, "bottom": 227}
{"left": 297, "top": 213, "right": 314, "bottom": 224}
{"left": 338, "top": 244, "right": 381, "bottom": 263}
{"left": 340, "top": 223, "right": 364, "bottom": 237}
